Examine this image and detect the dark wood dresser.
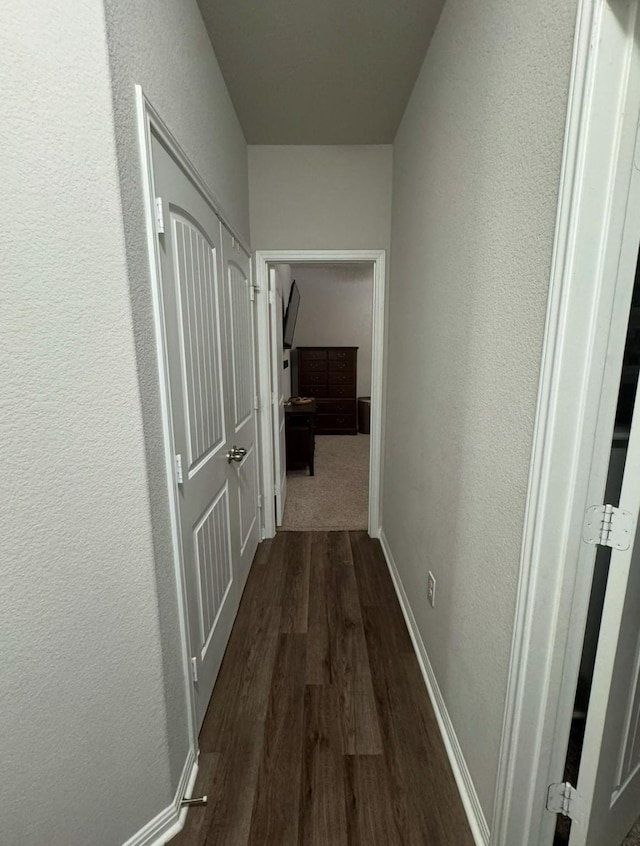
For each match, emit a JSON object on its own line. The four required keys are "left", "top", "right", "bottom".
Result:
{"left": 296, "top": 346, "right": 358, "bottom": 434}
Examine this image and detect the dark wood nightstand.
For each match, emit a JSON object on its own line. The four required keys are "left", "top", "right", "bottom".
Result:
{"left": 285, "top": 400, "right": 316, "bottom": 476}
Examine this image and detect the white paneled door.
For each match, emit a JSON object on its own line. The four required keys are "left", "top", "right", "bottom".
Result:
{"left": 152, "top": 135, "right": 259, "bottom": 729}
{"left": 269, "top": 269, "right": 287, "bottom": 525}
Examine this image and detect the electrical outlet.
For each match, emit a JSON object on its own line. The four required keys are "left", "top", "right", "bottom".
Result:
{"left": 427, "top": 571, "right": 436, "bottom": 607}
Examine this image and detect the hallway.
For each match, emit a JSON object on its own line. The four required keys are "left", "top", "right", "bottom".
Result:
{"left": 173, "top": 531, "right": 474, "bottom": 845}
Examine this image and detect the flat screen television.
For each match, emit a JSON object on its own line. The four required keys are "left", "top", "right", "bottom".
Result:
{"left": 283, "top": 281, "right": 300, "bottom": 349}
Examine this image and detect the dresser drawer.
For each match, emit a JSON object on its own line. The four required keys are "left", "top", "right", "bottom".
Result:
{"left": 316, "top": 413, "right": 357, "bottom": 433}
{"left": 328, "top": 359, "right": 355, "bottom": 372}
{"left": 328, "top": 385, "right": 354, "bottom": 399}
{"left": 327, "top": 348, "right": 357, "bottom": 362}
{"left": 328, "top": 371, "right": 356, "bottom": 386}
{"left": 298, "top": 349, "right": 327, "bottom": 360}
{"left": 316, "top": 400, "right": 356, "bottom": 415}
{"left": 300, "top": 372, "right": 327, "bottom": 386}
{"left": 298, "top": 383, "right": 328, "bottom": 398}
{"left": 299, "top": 358, "right": 327, "bottom": 373}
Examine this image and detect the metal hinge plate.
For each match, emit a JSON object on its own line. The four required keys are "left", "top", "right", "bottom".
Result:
{"left": 546, "top": 782, "right": 582, "bottom": 822}
{"left": 583, "top": 504, "right": 634, "bottom": 550}
{"left": 250, "top": 286, "right": 255, "bottom": 302}
{"left": 155, "top": 197, "right": 165, "bottom": 234}
{"left": 257, "top": 494, "right": 263, "bottom": 509}
{"left": 175, "top": 454, "right": 184, "bottom": 485}
{"left": 190, "top": 657, "right": 198, "bottom": 683}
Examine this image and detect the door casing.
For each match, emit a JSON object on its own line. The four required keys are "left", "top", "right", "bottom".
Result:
{"left": 254, "top": 250, "right": 386, "bottom": 540}
{"left": 492, "top": 1, "right": 640, "bottom": 843}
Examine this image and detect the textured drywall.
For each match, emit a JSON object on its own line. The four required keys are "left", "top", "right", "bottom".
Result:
{"left": 1, "top": 2, "right": 172, "bottom": 844}
{"left": 383, "top": 0, "right": 577, "bottom": 824}
{"left": 291, "top": 265, "right": 374, "bottom": 396}
{"left": 249, "top": 145, "right": 392, "bottom": 251}
{"left": 103, "top": 0, "right": 250, "bottom": 789}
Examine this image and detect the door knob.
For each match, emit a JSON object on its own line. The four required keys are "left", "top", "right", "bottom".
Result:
{"left": 226, "top": 445, "right": 247, "bottom": 463}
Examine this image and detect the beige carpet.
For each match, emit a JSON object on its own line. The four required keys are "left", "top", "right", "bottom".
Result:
{"left": 280, "top": 434, "right": 369, "bottom": 531}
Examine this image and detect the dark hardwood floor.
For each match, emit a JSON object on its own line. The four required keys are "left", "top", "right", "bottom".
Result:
{"left": 173, "top": 531, "right": 475, "bottom": 846}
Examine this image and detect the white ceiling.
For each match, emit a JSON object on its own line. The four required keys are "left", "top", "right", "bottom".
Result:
{"left": 196, "top": 0, "right": 446, "bottom": 144}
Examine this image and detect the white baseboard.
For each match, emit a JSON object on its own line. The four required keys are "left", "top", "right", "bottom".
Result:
{"left": 378, "top": 530, "right": 490, "bottom": 846}
{"left": 121, "top": 747, "right": 198, "bottom": 846}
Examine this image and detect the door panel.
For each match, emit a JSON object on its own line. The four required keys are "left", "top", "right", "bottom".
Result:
{"left": 194, "top": 483, "right": 232, "bottom": 657}
{"left": 269, "top": 269, "right": 287, "bottom": 525}
{"left": 238, "top": 443, "right": 259, "bottom": 551}
{"left": 151, "top": 134, "right": 259, "bottom": 730}
{"left": 173, "top": 216, "right": 226, "bottom": 474}
{"left": 571, "top": 419, "right": 640, "bottom": 846}
{"left": 220, "top": 225, "right": 260, "bottom": 589}
{"left": 227, "top": 260, "right": 254, "bottom": 431}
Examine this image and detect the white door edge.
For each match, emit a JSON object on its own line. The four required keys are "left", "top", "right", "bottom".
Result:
{"left": 491, "top": 1, "right": 640, "bottom": 844}
{"left": 254, "top": 250, "right": 386, "bottom": 540}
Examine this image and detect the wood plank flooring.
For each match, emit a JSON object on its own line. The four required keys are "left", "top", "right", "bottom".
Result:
{"left": 174, "top": 531, "right": 474, "bottom": 846}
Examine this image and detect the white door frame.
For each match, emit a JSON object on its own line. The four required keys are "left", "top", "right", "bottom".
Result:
{"left": 491, "top": 1, "right": 640, "bottom": 843}
{"left": 135, "top": 86, "right": 253, "bottom": 760}
{"left": 254, "top": 250, "right": 386, "bottom": 539}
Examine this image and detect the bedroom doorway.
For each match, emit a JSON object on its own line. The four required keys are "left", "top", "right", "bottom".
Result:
{"left": 255, "top": 250, "right": 386, "bottom": 540}
{"left": 279, "top": 262, "right": 372, "bottom": 532}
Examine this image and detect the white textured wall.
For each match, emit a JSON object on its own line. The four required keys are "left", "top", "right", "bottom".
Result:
{"left": 248, "top": 145, "right": 392, "bottom": 251}
{"left": 292, "top": 265, "right": 374, "bottom": 397}
{"left": 383, "top": 0, "right": 576, "bottom": 824}
{"left": 2, "top": 3, "right": 171, "bottom": 844}
{"left": 103, "top": 0, "right": 250, "bottom": 791}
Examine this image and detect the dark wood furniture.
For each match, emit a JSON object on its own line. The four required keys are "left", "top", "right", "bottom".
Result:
{"left": 285, "top": 400, "right": 316, "bottom": 475}
{"left": 296, "top": 346, "right": 358, "bottom": 435}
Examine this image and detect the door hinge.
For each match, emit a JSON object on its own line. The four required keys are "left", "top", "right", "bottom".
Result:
{"left": 154, "top": 197, "right": 165, "bottom": 234}
{"left": 175, "top": 454, "right": 184, "bottom": 484}
{"left": 546, "top": 782, "right": 582, "bottom": 822}
{"left": 583, "top": 504, "right": 634, "bottom": 550}
{"left": 254, "top": 395, "right": 259, "bottom": 411}
{"left": 190, "top": 656, "right": 198, "bottom": 683}
{"left": 257, "top": 494, "right": 263, "bottom": 509}
{"left": 250, "top": 286, "right": 255, "bottom": 302}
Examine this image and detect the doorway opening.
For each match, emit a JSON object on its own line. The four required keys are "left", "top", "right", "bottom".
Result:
{"left": 273, "top": 261, "right": 373, "bottom": 531}
{"left": 255, "top": 250, "right": 386, "bottom": 540}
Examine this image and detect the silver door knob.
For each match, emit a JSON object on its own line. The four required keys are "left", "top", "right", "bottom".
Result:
{"left": 226, "top": 445, "right": 247, "bottom": 463}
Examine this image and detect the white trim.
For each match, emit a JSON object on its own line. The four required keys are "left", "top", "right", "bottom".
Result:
{"left": 121, "top": 749, "right": 198, "bottom": 846}
{"left": 136, "top": 89, "right": 249, "bottom": 255}
{"left": 254, "top": 249, "right": 386, "bottom": 539}
{"left": 491, "top": 2, "right": 640, "bottom": 844}
{"left": 136, "top": 86, "right": 199, "bottom": 754}
{"left": 379, "top": 530, "right": 490, "bottom": 846}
